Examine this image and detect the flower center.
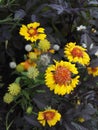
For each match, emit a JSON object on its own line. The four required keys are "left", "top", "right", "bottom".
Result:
{"left": 54, "top": 66, "right": 71, "bottom": 85}
{"left": 28, "top": 27, "right": 38, "bottom": 37}
{"left": 91, "top": 68, "right": 97, "bottom": 72}
{"left": 71, "top": 47, "right": 83, "bottom": 58}
{"left": 43, "top": 111, "right": 55, "bottom": 120}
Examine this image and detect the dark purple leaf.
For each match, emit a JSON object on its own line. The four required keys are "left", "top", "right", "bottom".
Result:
{"left": 90, "top": 58, "right": 98, "bottom": 67}
{"left": 24, "top": 115, "right": 41, "bottom": 127}
{"left": 14, "top": 9, "right": 26, "bottom": 19}
{"left": 71, "top": 122, "right": 88, "bottom": 130}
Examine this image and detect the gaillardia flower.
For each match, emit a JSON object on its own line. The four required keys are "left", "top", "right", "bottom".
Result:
{"left": 8, "top": 83, "right": 21, "bottom": 96}
{"left": 87, "top": 67, "right": 98, "bottom": 77}
{"left": 45, "top": 60, "right": 79, "bottom": 95}
{"left": 19, "top": 22, "right": 46, "bottom": 42}
{"left": 64, "top": 42, "right": 90, "bottom": 66}
{"left": 37, "top": 108, "right": 61, "bottom": 127}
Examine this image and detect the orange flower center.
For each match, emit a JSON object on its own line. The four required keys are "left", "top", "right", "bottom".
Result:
{"left": 91, "top": 68, "right": 97, "bottom": 72}
{"left": 71, "top": 47, "right": 83, "bottom": 58}
{"left": 54, "top": 66, "right": 71, "bottom": 85}
{"left": 43, "top": 111, "right": 55, "bottom": 120}
{"left": 28, "top": 27, "right": 38, "bottom": 37}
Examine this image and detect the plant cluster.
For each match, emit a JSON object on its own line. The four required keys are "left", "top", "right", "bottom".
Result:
{"left": 0, "top": 0, "right": 98, "bottom": 130}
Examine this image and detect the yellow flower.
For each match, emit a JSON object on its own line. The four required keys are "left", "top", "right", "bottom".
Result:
{"left": 19, "top": 22, "right": 46, "bottom": 42}
{"left": 28, "top": 52, "right": 37, "bottom": 61}
{"left": 64, "top": 42, "right": 90, "bottom": 66}
{"left": 27, "top": 66, "right": 39, "bottom": 80}
{"left": 78, "top": 117, "right": 85, "bottom": 123}
{"left": 3, "top": 93, "right": 14, "bottom": 104}
{"left": 8, "top": 83, "right": 21, "bottom": 96}
{"left": 87, "top": 67, "right": 98, "bottom": 77}
{"left": 38, "top": 39, "right": 51, "bottom": 52}
{"left": 45, "top": 60, "right": 79, "bottom": 96}
{"left": 37, "top": 108, "right": 61, "bottom": 127}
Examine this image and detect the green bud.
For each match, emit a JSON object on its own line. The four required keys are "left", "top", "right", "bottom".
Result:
{"left": 26, "top": 106, "right": 33, "bottom": 114}
{"left": 16, "top": 64, "right": 24, "bottom": 72}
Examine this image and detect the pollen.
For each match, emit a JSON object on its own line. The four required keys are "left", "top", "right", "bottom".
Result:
{"left": 43, "top": 111, "right": 55, "bottom": 120}
{"left": 54, "top": 66, "right": 71, "bottom": 85}
{"left": 71, "top": 47, "right": 83, "bottom": 57}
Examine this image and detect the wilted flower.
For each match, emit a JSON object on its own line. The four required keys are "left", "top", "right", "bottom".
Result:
{"left": 45, "top": 60, "right": 79, "bottom": 95}
{"left": 77, "top": 25, "right": 86, "bottom": 31}
{"left": 87, "top": 67, "right": 98, "bottom": 77}
{"left": 38, "top": 39, "right": 51, "bottom": 52}
{"left": 39, "top": 54, "right": 50, "bottom": 66}
{"left": 9, "top": 61, "right": 16, "bottom": 69}
{"left": 37, "top": 108, "right": 61, "bottom": 127}
{"left": 8, "top": 83, "right": 21, "bottom": 96}
{"left": 19, "top": 22, "right": 46, "bottom": 42}
{"left": 25, "top": 44, "right": 32, "bottom": 52}
{"left": 53, "top": 44, "right": 60, "bottom": 51}
{"left": 64, "top": 42, "right": 90, "bottom": 66}
{"left": 27, "top": 66, "right": 39, "bottom": 80}
{"left": 3, "top": 93, "right": 14, "bottom": 104}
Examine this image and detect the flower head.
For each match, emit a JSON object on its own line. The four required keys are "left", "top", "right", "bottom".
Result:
{"left": 38, "top": 39, "right": 51, "bottom": 52}
{"left": 8, "top": 83, "right": 21, "bottom": 96}
{"left": 3, "top": 93, "right": 14, "bottom": 104}
{"left": 28, "top": 52, "right": 37, "bottom": 61}
{"left": 37, "top": 108, "right": 61, "bottom": 127}
{"left": 53, "top": 44, "right": 60, "bottom": 51}
{"left": 25, "top": 44, "right": 32, "bottom": 52}
{"left": 87, "top": 67, "right": 98, "bottom": 77}
{"left": 9, "top": 61, "right": 16, "bottom": 69}
{"left": 45, "top": 60, "right": 79, "bottom": 95}
{"left": 39, "top": 54, "right": 50, "bottom": 66}
{"left": 64, "top": 42, "right": 90, "bottom": 66}
{"left": 19, "top": 22, "right": 46, "bottom": 42}
{"left": 27, "top": 66, "right": 39, "bottom": 80}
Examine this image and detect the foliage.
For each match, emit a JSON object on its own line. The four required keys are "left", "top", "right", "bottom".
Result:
{"left": 0, "top": 0, "right": 98, "bottom": 130}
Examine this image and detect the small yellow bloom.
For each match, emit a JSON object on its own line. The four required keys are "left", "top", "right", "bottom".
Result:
{"left": 87, "top": 67, "right": 98, "bottom": 77}
{"left": 3, "top": 93, "right": 14, "bottom": 104}
{"left": 8, "top": 83, "right": 21, "bottom": 96}
{"left": 38, "top": 39, "right": 51, "bottom": 52}
{"left": 64, "top": 42, "right": 90, "bottom": 66}
{"left": 27, "top": 66, "right": 39, "bottom": 80}
{"left": 28, "top": 52, "right": 37, "bottom": 60}
{"left": 19, "top": 22, "right": 46, "bottom": 42}
{"left": 37, "top": 108, "right": 61, "bottom": 127}
{"left": 78, "top": 117, "right": 85, "bottom": 123}
{"left": 45, "top": 60, "right": 80, "bottom": 95}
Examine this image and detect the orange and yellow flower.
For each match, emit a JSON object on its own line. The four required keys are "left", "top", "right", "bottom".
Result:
{"left": 87, "top": 67, "right": 98, "bottom": 77}
{"left": 19, "top": 22, "right": 46, "bottom": 42}
{"left": 20, "top": 59, "right": 36, "bottom": 70}
{"left": 37, "top": 108, "right": 61, "bottom": 127}
{"left": 64, "top": 42, "right": 90, "bottom": 66}
{"left": 45, "top": 60, "right": 79, "bottom": 95}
